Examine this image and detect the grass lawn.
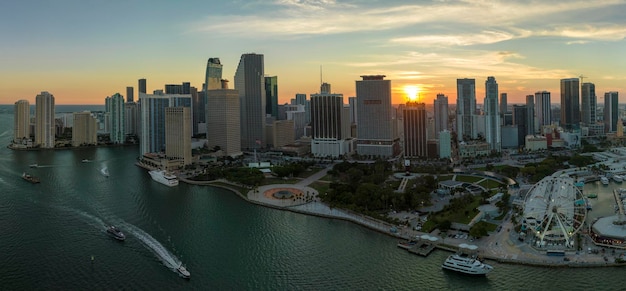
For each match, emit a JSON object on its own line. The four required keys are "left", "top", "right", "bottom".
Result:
{"left": 262, "top": 177, "right": 299, "bottom": 185}
{"left": 474, "top": 221, "right": 498, "bottom": 232}
{"left": 430, "top": 195, "right": 483, "bottom": 225}
{"left": 438, "top": 174, "right": 453, "bottom": 181}
{"left": 454, "top": 175, "right": 484, "bottom": 183}
{"left": 296, "top": 168, "right": 322, "bottom": 179}
{"left": 477, "top": 179, "right": 504, "bottom": 189}
{"left": 309, "top": 181, "right": 330, "bottom": 195}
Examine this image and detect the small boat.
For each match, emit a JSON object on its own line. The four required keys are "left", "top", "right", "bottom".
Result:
{"left": 587, "top": 193, "right": 598, "bottom": 199}
{"left": 600, "top": 176, "right": 609, "bottom": 185}
{"left": 177, "top": 263, "right": 190, "bottom": 279}
{"left": 29, "top": 163, "right": 38, "bottom": 168}
{"left": 22, "top": 172, "right": 40, "bottom": 184}
{"left": 106, "top": 225, "right": 126, "bottom": 241}
{"left": 82, "top": 159, "right": 90, "bottom": 163}
{"left": 101, "top": 167, "right": 109, "bottom": 177}
{"left": 613, "top": 175, "right": 623, "bottom": 183}
{"left": 397, "top": 240, "right": 418, "bottom": 250}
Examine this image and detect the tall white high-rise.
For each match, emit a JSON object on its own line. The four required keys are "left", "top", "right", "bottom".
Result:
{"left": 356, "top": 75, "right": 397, "bottom": 157}
{"left": 484, "top": 77, "right": 500, "bottom": 152}
{"left": 434, "top": 94, "right": 448, "bottom": 137}
{"left": 456, "top": 78, "right": 476, "bottom": 141}
{"left": 234, "top": 53, "right": 266, "bottom": 150}
{"left": 604, "top": 91, "right": 619, "bottom": 133}
{"left": 207, "top": 80, "right": 242, "bottom": 157}
{"left": 13, "top": 100, "right": 30, "bottom": 144}
{"left": 108, "top": 93, "right": 125, "bottom": 144}
{"left": 35, "top": 91, "right": 55, "bottom": 148}
{"left": 535, "top": 91, "right": 551, "bottom": 129}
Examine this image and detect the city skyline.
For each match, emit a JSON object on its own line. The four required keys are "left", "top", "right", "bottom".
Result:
{"left": 1, "top": 1, "right": 625, "bottom": 105}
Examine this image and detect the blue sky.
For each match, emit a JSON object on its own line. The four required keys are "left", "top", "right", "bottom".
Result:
{"left": 1, "top": 0, "right": 625, "bottom": 104}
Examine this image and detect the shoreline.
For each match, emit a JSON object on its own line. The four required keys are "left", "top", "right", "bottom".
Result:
{"left": 180, "top": 175, "right": 626, "bottom": 269}
{"left": 7, "top": 143, "right": 139, "bottom": 151}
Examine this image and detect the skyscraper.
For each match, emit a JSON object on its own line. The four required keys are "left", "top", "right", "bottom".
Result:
{"left": 500, "top": 93, "right": 508, "bottom": 115}
{"left": 108, "top": 93, "right": 125, "bottom": 144}
{"left": 124, "top": 102, "right": 139, "bottom": 136}
{"left": 526, "top": 94, "right": 535, "bottom": 135}
{"left": 310, "top": 91, "right": 350, "bottom": 158}
{"left": 126, "top": 86, "right": 134, "bottom": 103}
{"left": 456, "top": 78, "right": 476, "bottom": 141}
{"left": 234, "top": 53, "right": 266, "bottom": 150}
{"left": 581, "top": 82, "right": 596, "bottom": 126}
{"left": 321, "top": 82, "right": 331, "bottom": 94}
{"left": 139, "top": 93, "right": 192, "bottom": 156}
{"left": 604, "top": 91, "right": 619, "bottom": 133}
{"left": 348, "top": 97, "right": 357, "bottom": 125}
{"left": 403, "top": 101, "right": 427, "bottom": 158}
{"left": 13, "top": 100, "right": 30, "bottom": 144}
{"left": 356, "top": 75, "right": 397, "bottom": 157}
{"left": 484, "top": 77, "right": 500, "bottom": 152}
{"left": 294, "top": 93, "right": 310, "bottom": 124}
{"left": 207, "top": 80, "right": 241, "bottom": 157}
{"left": 560, "top": 78, "right": 580, "bottom": 130}
{"left": 138, "top": 79, "right": 147, "bottom": 94}
{"left": 205, "top": 58, "right": 223, "bottom": 91}
{"left": 434, "top": 94, "right": 448, "bottom": 137}
{"left": 513, "top": 105, "right": 527, "bottom": 147}
{"left": 35, "top": 91, "right": 55, "bottom": 148}
{"left": 265, "top": 76, "right": 278, "bottom": 119}
{"left": 535, "top": 91, "right": 551, "bottom": 129}
{"left": 165, "top": 107, "right": 191, "bottom": 166}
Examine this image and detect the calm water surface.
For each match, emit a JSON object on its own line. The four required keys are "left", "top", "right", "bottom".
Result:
{"left": 0, "top": 109, "right": 625, "bottom": 290}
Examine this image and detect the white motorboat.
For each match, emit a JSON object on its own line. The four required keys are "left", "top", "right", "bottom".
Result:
{"left": 441, "top": 253, "right": 493, "bottom": 276}
{"left": 613, "top": 175, "right": 623, "bottom": 183}
{"left": 101, "top": 167, "right": 109, "bottom": 177}
{"left": 177, "top": 263, "right": 190, "bottom": 279}
{"left": 600, "top": 176, "right": 609, "bottom": 185}
{"left": 149, "top": 170, "right": 179, "bottom": 187}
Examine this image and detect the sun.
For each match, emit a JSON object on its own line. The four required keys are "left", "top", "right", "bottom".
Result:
{"left": 404, "top": 85, "right": 420, "bottom": 102}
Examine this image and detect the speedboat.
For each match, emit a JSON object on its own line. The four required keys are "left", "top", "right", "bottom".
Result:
{"left": 177, "top": 263, "right": 190, "bottom": 279}
{"left": 29, "top": 163, "right": 38, "bottom": 168}
{"left": 106, "top": 225, "right": 125, "bottom": 241}
{"left": 149, "top": 170, "right": 179, "bottom": 187}
{"left": 22, "top": 172, "right": 40, "bottom": 184}
{"left": 441, "top": 253, "right": 493, "bottom": 276}
{"left": 101, "top": 167, "right": 109, "bottom": 177}
{"left": 82, "top": 159, "right": 90, "bottom": 163}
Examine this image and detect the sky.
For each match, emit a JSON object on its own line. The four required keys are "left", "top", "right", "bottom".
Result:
{"left": 1, "top": 0, "right": 625, "bottom": 105}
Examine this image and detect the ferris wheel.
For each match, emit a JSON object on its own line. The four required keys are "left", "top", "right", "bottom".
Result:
{"left": 521, "top": 176, "right": 587, "bottom": 248}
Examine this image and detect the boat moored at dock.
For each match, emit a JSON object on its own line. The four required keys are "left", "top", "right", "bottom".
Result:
{"left": 149, "top": 170, "right": 179, "bottom": 187}
{"left": 441, "top": 253, "right": 493, "bottom": 276}
{"left": 601, "top": 176, "right": 609, "bottom": 185}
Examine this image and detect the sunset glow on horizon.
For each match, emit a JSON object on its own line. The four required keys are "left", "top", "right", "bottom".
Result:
{"left": 1, "top": 1, "right": 625, "bottom": 106}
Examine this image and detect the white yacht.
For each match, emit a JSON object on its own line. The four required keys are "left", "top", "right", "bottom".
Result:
{"left": 441, "top": 253, "right": 493, "bottom": 276}
{"left": 613, "top": 175, "right": 623, "bottom": 183}
{"left": 149, "top": 170, "right": 179, "bottom": 187}
{"left": 600, "top": 176, "right": 609, "bottom": 185}
{"left": 177, "top": 263, "right": 190, "bottom": 279}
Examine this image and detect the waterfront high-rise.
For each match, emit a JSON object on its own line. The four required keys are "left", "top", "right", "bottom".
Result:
{"left": 206, "top": 80, "right": 242, "bottom": 157}
{"left": 265, "top": 76, "right": 278, "bottom": 119}
{"left": 560, "top": 78, "right": 580, "bottom": 131}
{"left": 605, "top": 91, "right": 619, "bottom": 133}
{"left": 234, "top": 53, "right": 266, "bottom": 150}
{"left": 581, "top": 82, "right": 596, "bottom": 126}
{"left": 13, "top": 100, "right": 30, "bottom": 144}
{"left": 310, "top": 89, "right": 351, "bottom": 158}
{"left": 139, "top": 93, "right": 192, "bottom": 156}
{"left": 124, "top": 102, "right": 139, "bottom": 136}
{"left": 434, "top": 94, "right": 448, "bottom": 137}
{"left": 403, "top": 102, "right": 427, "bottom": 158}
{"left": 535, "top": 91, "right": 551, "bottom": 129}
{"left": 138, "top": 79, "right": 147, "bottom": 94}
{"left": 456, "top": 78, "right": 476, "bottom": 141}
{"left": 526, "top": 94, "right": 535, "bottom": 135}
{"left": 356, "top": 75, "right": 397, "bottom": 157}
{"left": 126, "top": 87, "right": 134, "bottom": 103}
{"left": 484, "top": 77, "right": 500, "bottom": 152}
{"left": 165, "top": 107, "right": 191, "bottom": 166}
{"left": 108, "top": 93, "right": 125, "bottom": 144}
{"left": 35, "top": 91, "right": 55, "bottom": 148}
{"left": 72, "top": 112, "right": 98, "bottom": 147}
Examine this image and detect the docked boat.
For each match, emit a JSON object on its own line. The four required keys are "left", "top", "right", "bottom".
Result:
{"left": 29, "top": 163, "right": 38, "bottom": 168}
{"left": 601, "top": 176, "right": 609, "bottom": 185}
{"left": 106, "top": 225, "right": 126, "bottom": 241}
{"left": 177, "top": 263, "right": 190, "bottom": 279}
{"left": 149, "top": 170, "right": 179, "bottom": 187}
{"left": 613, "top": 175, "right": 623, "bottom": 183}
{"left": 82, "top": 159, "right": 90, "bottom": 163}
{"left": 397, "top": 240, "right": 418, "bottom": 250}
{"left": 587, "top": 193, "right": 598, "bottom": 199}
{"left": 441, "top": 253, "right": 493, "bottom": 276}
{"left": 22, "top": 172, "right": 40, "bottom": 184}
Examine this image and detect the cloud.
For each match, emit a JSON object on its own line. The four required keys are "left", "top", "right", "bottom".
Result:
{"left": 390, "top": 30, "right": 523, "bottom": 47}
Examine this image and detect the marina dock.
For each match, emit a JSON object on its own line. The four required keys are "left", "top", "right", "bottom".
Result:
{"left": 406, "top": 242, "right": 437, "bottom": 257}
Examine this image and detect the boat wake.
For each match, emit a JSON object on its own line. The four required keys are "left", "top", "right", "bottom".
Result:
{"left": 120, "top": 222, "right": 183, "bottom": 271}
